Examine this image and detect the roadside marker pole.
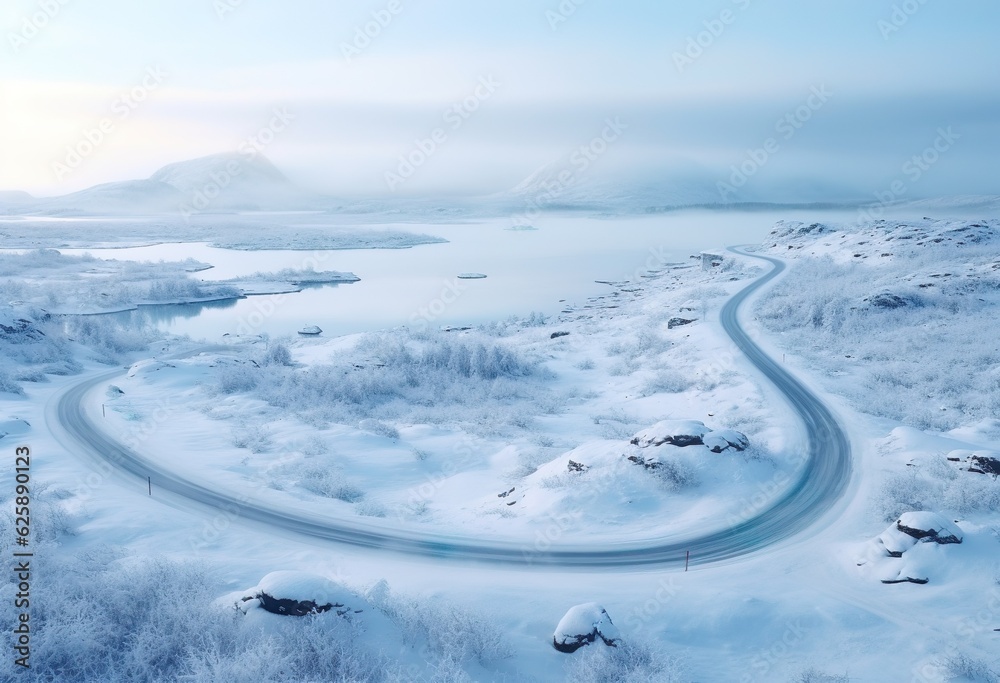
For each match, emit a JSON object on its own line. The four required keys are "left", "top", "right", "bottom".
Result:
{"left": 102, "top": 404, "right": 106, "bottom": 417}
{"left": 685, "top": 550, "right": 690, "bottom": 572}
{"left": 148, "top": 477, "right": 151, "bottom": 496}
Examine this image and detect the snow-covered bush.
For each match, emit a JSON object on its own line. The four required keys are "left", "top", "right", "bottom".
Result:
{"left": 367, "top": 580, "right": 512, "bottom": 667}
{"left": 563, "top": 641, "right": 683, "bottom": 683}
{"left": 261, "top": 342, "right": 293, "bottom": 367}
{"left": 66, "top": 314, "right": 157, "bottom": 364}
{"left": 213, "top": 330, "right": 549, "bottom": 436}
{"left": 755, "top": 241, "right": 1000, "bottom": 431}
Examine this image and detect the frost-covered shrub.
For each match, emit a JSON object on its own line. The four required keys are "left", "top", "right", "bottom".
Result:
{"left": 643, "top": 369, "right": 693, "bottom": 395}
{"left": 261, "top": 342, "right": 292, "bottom": 367}
{"left": 793, "top": 669, "right": 851, "bottom": 683}
{"left": 563, "top": 641, "right": 683, "bottom": 683}
{"left": 0, "top": 366, "right": 25, "bottom": 395}
{"left": 655, "top": 459, "right": 697, "bottom": 492}
{"left": 367, "top": 580, "right": 512, "bottom": 666}
{"left": 232, "top": 423, "right": 272, "bottom": 453}
{"left": 755, "top": 247, "right": 1000, "bottom": 431}
{"left": 213, "top": 330, "right": 549, "bottom": 436}
{"left": 942, "top": 653, "right": 999, "bottom": 683}
{"left": 66, "top": 314, "right": 157, "bottom": 364}
{"left": 298, "top": 465, "right": 365, "bottom": 502}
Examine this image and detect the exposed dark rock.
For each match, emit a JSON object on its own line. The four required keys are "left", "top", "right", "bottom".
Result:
{"left": 865, "top": 292, "right": 909, "bottom": 309}
{"left": 667, "top": 317, "right": 696, "bottom": 329}
{"left": 703, "top": 430, "right": 750, "bottom": 453}
{"left": 497, "top": 487, "right": 515, "bottom": 498}
{"left": 970, "top": 454, "right": 1000, "bottom": 477}
{"left": 895, "top": 512, "right": 963, "bottom": 545}
{"left": 567, "top": 460, "right": 588, "bottom": 473}
{"left": 256, "top": 592, "right": 340, "bottom": 617}
{"left": 552, "top": 604, "right": 621, "bottom": 654}
{"left": 550, "top": 331, "right": 570, "bottom": 339}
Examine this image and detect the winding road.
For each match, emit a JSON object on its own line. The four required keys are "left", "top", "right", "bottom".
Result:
{"left": 51, "top": 250, "right": 851, "bottom": 568}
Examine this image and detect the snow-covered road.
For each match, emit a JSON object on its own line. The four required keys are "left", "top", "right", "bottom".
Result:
{"left": 49, "top": 250, "right": 852, "bottom": 568}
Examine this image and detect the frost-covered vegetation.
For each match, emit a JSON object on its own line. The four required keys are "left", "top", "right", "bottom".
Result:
{"left": 0, "top": 488, "right": 514, "bottom": 682}
{"left": 0, "top": 248, "right": 240, "bottom": 313}
{"left": 214, "top": 329, "right": 551, "bottom": 435}
{"left": 756, "top": 219, "right": 1000, "bottom": 430}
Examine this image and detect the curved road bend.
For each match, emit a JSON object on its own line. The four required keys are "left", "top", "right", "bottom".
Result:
{"left": 54, "top": 249, "right": 851, "bottom": 568}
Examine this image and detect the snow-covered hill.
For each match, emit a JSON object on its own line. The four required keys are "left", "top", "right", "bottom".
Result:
{"left": 3, "top": 153, "right": 315, "bottom": 217}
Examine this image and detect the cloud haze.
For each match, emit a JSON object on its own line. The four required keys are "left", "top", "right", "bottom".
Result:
{"left": 2, "top": 0, "right": 997, "bottom": 202}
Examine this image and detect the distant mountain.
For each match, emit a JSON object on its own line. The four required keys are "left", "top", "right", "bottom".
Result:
{"left": 2, "top": 153, "right": 315, "bottom": 217}
{"left": 0, "top": 191, "right": 33, "bottom": 204}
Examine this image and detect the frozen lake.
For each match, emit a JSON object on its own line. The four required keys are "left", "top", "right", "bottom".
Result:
{"left": 58, "top": 210, "right": 864, "bottom": 340}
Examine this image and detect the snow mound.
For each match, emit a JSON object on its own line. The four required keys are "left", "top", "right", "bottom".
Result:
{"left": 631, "top": 420, "right": 710, "bottom": 448}
{"left": 553, "top": 603, "right": 621, "bottom": 653}
{"left": 236, "top": 571, "right": 364, "bottom": 617}
{"left": 860, "top": 512, "right": 964, "bottom": 585}
{"left": 0, "top": 418, "right": 31, "bottom": 439}
{"left": 703, "top": 429, "right": 750, "bottom": 453}
{"left": 894, "top": 511, "right": 963, "bottom": 544}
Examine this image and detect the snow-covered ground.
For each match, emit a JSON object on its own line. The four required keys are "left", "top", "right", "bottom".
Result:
{"left": 1, "top": 216, "right": 999, "bottom": 682}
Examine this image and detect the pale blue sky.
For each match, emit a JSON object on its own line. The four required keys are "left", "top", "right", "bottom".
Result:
{"left": 2, "top": 0, "right": 998, "bottom": 199}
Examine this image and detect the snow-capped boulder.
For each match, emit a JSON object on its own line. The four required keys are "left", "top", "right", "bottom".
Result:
{"left": 236, "top": 571, "right": 363, "bottom": 617}
{"left": 894, "top": 511, "right": 963, "bottom": 545}
{"left": 703, "top": 429, "right": 749, "bottom": 453}
{"left": 630, "top": 420, "right": 710, "bottom": 448}
{"left": 861, "top": 512, "right": 964, "bottom": 585}
{"left": 552, "top": 603, "right": 621, "bottom": 653}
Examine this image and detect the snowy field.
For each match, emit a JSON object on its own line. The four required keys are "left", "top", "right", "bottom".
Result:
{"left": 0, "top": 215, "right": 998, "bottom": 681}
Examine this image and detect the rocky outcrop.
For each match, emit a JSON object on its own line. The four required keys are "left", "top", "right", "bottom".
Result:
{"left": 552, "top": 603, "right": 621, "bottom": 653}
{"left": 236, "top": 571, "right": 362, "bottom": 618}
{"left": 567, "top": 460, "right": 588, "bottom": 473}
{"left": 703, "top": 430, "right": 750, "bottom": 453}
{"left": 667, "top": 317, "right": 696, "bottom": 329}
{"left": 631, "top": 420, "right": 711, "bottom": 448}
{"left": 894, "top": 511, "right": 963, "bottom": 545}
{"left": 860, "top": 512, "right": 964, "bottom": 585}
